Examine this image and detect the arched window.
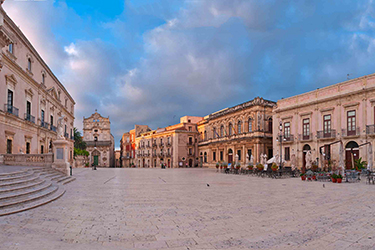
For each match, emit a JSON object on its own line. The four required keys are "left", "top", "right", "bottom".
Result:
{"left": 238, "top": 120, "right": 242, "bottom": 134}
{"left": 204, "top": 131, "right": 207, "bottom": 140}
{"left": 42, "top": 73, "right": 45, "bottom": 85}
{"left": 228, "top": 123, "right": 232, "bottom": 136}
{"left": 220, "top": 125, "right": 224, "bottom": 137}
{"left": 248, "top": 118, "right": 252, "bottom": 132}
{"left": 204, "top": 152, "right": 207, "bottom": 163}
{"left": 213, "top": 127, "right": 216, "bottom": 138}
{"left": 268, "top": 118, "right": 272, "bottom": 133}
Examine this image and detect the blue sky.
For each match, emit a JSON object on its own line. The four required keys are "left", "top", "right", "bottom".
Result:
{"left": 3, "top": 0, "right": 375, "bottom": 148}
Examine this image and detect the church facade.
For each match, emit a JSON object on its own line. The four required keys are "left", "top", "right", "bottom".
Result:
{"left": 83, "top": 111, "right": 115, "bottom": 167}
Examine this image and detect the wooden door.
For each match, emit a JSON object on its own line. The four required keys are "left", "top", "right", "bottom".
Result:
{"left": 345, "top": 150, "right": 359, "bottom": 169}
{"left": 94, "top": 156, "right": 99, "bottom": 166}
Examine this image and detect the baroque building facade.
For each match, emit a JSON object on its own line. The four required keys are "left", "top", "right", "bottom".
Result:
{"left": 0, "top": 5, "right": 75, "bottom": 162}
{"left": 273, "top": 73, "right": 375, "bottom": 170}
{"left": 83, "top": 111, "right": 115, "bottom": 167}
{"left": 120, "top": 125, "right": 149, "bottom": 168}
{"left": 198, "top": 97, "right": 276, "bottom": 168}
{"left": 133, "top": 116, "right": 202, "bottom": 168}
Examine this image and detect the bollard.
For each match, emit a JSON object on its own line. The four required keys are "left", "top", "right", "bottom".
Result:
{"left": 70, "top": 165, "right": 72, "bottom": 176}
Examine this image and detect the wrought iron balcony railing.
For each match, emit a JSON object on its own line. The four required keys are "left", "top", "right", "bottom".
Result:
{"left": 40, "top": 121, "right": 49, "bottom": 129}
{"left": 299, "top": 133, "right": 313, "bottom": 141}
{"left": 317, "top": 130, "right": 336, "bottom": 139}
{"left": 342, "top": 127, "right": 360, "bottom": 137}
{"left": 50, "top": 125, "right": 57, "bottom": 132}
{"left": 24, "top": 113, "right": 35, "bottom": 123}
{"left": 283, "top": 134, "right": 294, "bottom": 142}
{"left": 4, "top": 104, "right": 19, "bottom": 117}
{"left": 159, "top": 143, "right": 164, "bottom": 147}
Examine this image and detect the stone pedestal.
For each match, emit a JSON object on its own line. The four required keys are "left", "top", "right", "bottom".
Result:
{"left": 52, "top": 139, "right": 70, "bottom": 176}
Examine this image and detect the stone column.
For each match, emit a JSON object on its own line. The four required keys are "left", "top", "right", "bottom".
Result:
{"left": 52, "top": 139, "right": 70, "bottom": 175}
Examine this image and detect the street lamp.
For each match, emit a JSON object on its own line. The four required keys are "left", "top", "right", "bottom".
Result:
{"left": 275, "top": 121, "right": 285, "bottom": 171}
{"left": 93, "top": 136, "right": 97, "bottom": 170}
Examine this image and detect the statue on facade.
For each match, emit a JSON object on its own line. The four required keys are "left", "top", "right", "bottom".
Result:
{"left": 57, "top": 116, "right": 66, "bottom": 139}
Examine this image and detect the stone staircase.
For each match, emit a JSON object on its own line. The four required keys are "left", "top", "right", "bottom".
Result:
{"left": 0, "top": 167, "right": 75, "bottom": 216}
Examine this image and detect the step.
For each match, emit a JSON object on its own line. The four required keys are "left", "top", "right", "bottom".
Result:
{"left": 0, "top": 182, "right": 52, "bottom": 201}
{"left": 56, "top": 176, "right": 71, "bottom": 183}
{"left": 62, "top": 177, "right": 76, "bottom": 185}
{"left": 0, "top": 170, "right": 30, "bottom": 177}
{"left": 0, "top": 179, "right": 46, "bottom": 194}
{"left": 51, "top": 174, "right": 65, "bottom": 181}
{"left": 0, "top": 187, "right": 66, "bottom": 217}
{"left": 0, "top": 185, "right": 58, "bottom": 209}
{"left": 0, "top": 176, "right": 40, "bottom": 188}
{"left": 0, "top": 172, "right": 35, "bottom": 182}
{"left": 44, "top": 173, "right": 62, "bottom": 179}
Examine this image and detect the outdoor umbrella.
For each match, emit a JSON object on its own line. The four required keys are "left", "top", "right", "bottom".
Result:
{"left": 368, "top": 144, "right": 373, "bottom": 171}
{"left": 339, "top": 141, "right": 345, "bottom": 175}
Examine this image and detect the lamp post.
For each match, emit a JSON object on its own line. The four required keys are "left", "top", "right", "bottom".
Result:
{"left": 93, "top": 137, "right": 97, "bottom": 170}
{"left": 276, "top": 121, "right": 285, "bottom": 172}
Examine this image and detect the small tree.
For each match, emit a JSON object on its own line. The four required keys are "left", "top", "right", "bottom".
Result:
{"left": 74, "top": 127, "right": 86, "bottom": 150}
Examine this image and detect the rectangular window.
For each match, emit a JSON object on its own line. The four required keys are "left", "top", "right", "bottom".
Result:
{"left": 247, "top": 149, "right": 252, "bottom": 158}
{"left": 41, "top": 145, "right": 44, "bottom": 154}
{"left": 189, "top": 137, "right": 193, "bottom": 144}
{"left": 26, "top": 142, "right": 30, "bottom": 154}
{"left": 188, "top": 126, "right": 192, "bottom": 131}
{"left": 284, "top": 122, "right": 290, "bottom": 138}
{"left": 189, "top": 148, "right": 192, "bottom": 155}
{"left": 9, "top": 43, "right": 13, "bottom": 54}
{"left": 26, "top": 101, "right": 31, "bottom": 115}
{"left": 7, "top": 90, "right": 13, "bottom": 108}
{"left": 347, "top": 110, "right": 356, "bottom": 136}
{"left": 323, "top": 114, "right": 331, "bottom": 138}
{"left": 237, "top": 150, "right": 241, "bottom": 161}
{"left": 285, "top": 147, "right": 290, "bottom": 161}
{"left": 220, "top": 151, "right": 223, "bottom": 161}
{"left": 303, "top": 118, "right": 310, "bottom": 140}
{"left": 268, "top": 148, "right": 273, "bottom": 159}
{"left": 7, "top": 139, "right": 12, "bottom": 154}
{"left": 41, "top": 110, "right": 45, "bottom": 122}
{"left": 50, "top": 115, "right": 53, "bottom": 125}
{"left": 213, "top": 151, "right": 216, "bottom": 161}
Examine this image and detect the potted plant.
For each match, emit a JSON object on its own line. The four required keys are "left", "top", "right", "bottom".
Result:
{"left": 85, "top": 162, "right": 89, "bottom": 168}
{"left": 256, "top": 163, "right": 264, "bottom": 171}
{"left": 300, "top": 173, "right": 306, "bottom": 181}
{"left": 312, "top": 175, "right": 317, "bottom": 181}
{"left": 216, "top": 162, "right": 220, "bottom": 171}
{"left": 331, "top": 173, "right": 337, "bottom": 183}
{"left": 337, "top": 174, "right": 343, "bottom": 183}
{"left": 354, "top": 158, "right": 367, "bottom": 172}
{"left": 235, "top": 163, "right": 241, "bottom": 170}
{"left": 247, "top": 164, "right": 253, "bottom": 170}
{"left": 271, "top": 163, "right": 278, "bottom": 172}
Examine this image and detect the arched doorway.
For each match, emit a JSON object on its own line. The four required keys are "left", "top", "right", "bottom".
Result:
{"left": 92, "top": 150, "right": 100, "bottom": 166}
{"left": 160, "top": 158, "right": 164, "bottom": 168}
{"left": 168, "top": 159, "right": 171, "bottom": 168}
{"left": 302, "top": 144, "right": 311, "bottom": 169}
{"left": 346, "top": 141, "right": 359, "bottom": 169}
{"left": 142, "top": 158, "right": 145, "bottom": 168}
{"left": 228, "top": 149, "right": 233, "bottom": 164}
{"left": 189, "top": 159, "right": 193, "bottom": 167}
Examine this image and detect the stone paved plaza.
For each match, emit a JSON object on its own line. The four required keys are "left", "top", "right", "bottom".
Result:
{"left": 1, "top": 168, "right": 375, "bottom": 250}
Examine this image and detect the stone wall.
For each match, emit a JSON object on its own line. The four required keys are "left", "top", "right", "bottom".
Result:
{"left": 0, "top": 153, "right": 53, "bottom": 167}
{"left": 74, "top": 155, "right": 88, "bottom": 168}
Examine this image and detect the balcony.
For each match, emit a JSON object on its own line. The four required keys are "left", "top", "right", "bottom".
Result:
{"left": 342, "top": 128, "right": 360, "bottom": 137}
{"left": 50, "top": 125, "right": 57, "bottom": 132}
{"left": 64, "top": 133, "right": 69, "bottom": 139}
{"left": 152, "top": 143, "right": 157, "bottom": 148}
{"left": 24, "top": 113, "right": 35, "bottom": 123}
{"left": 188, "top": 152, "right": 194, "bottom": 156}
{"left": 4, "top": 104, "right": 19, "bottom": 117}
{"left": 317, "top": 130, "right": 336, "bottom": 140}
{"left": 146, "top": 144, "right": 151, "bottom": 148}
{"left": 158, "top": 152, "right": 164, "bottom": 157}
{"left": 152, "top": 153, "right": 157, "bottom": 157}
{"left": 166, "top": 142, "right": 171, "bottom": 147}
{"left": 366, "top": 125, "right": 375, "bottom": 135}
{"left": 298, "top": 133, "right": 313, "bottom": 141}
{"left": 71, "top": 135, "right": 75, "bottom": 140}
{"left": 140, "top": 145, "right": 145, "bottom": 149}
{"left": 159, "top": 143, "right": 164, "bottom": 148}
{"left": 166, "top": 152, "right": 171, "bottom": 157}
{"left": 40, "top": 121, "right": 49, "bottom": 129}
{"left": 283, "top": 134, "right": 294, "bottom": 142}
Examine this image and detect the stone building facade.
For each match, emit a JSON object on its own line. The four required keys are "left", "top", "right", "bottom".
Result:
{"left": 83, "top": 111, "right": 115, "bottom": 167}
{"left": 120, "top": 125, "right": 150, "bottom": 168}
{"left": 0, "top": 5, "right": 75, "bottom": 162}
{"left": 198, "top": 97, "right": 276, "bottom": 168}
{"left": 134, "top": 116, "right": 202, "bottom": 168}
{"left": 273, "top": 73, "right": 375, "bottom": 170}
